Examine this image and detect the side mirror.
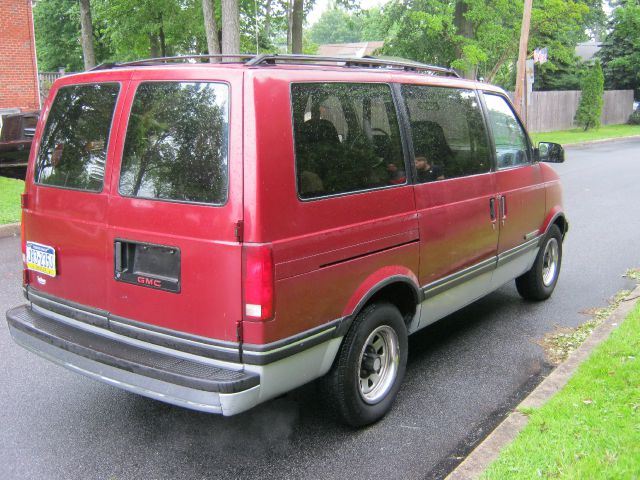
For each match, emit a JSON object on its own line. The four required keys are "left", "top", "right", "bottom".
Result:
{"left": 536, "top": 142, "right": 565, "bottom": 163}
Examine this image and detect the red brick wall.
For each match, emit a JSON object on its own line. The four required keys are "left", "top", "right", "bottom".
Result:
{"left": 0, "top": 0, "right": 40, "bottom": 111}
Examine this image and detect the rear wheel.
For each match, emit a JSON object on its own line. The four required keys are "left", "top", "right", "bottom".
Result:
{"left": 323, "top": 303, "right": 407, "bottom": 427}
{"left": 516, "top": 224, "right": 563, "bottom": 301}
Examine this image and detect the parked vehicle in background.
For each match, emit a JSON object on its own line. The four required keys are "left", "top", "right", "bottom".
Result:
{"left": 6, "top": 55, "right": 567, "bottom": 427}
{"left": 0, "top": 111, "right": 39, "bottom": 179}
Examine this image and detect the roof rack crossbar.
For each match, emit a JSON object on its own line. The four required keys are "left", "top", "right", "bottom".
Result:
{"left": 90, "top": 54, "right": 256, "bottom": 71}
{"left": 245, "top": 54, "right": 460, "bottom": 77}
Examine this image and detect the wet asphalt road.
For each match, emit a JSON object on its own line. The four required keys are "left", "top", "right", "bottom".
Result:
{"left": 1, "top": 139, "right": 639, "bottom": 480}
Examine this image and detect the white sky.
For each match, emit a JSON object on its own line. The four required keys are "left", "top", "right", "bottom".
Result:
{"left": 307, "top": 0, "right": 387, "bottom": 26}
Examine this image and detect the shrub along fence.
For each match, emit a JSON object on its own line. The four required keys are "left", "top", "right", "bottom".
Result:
{"left": 510, "top": 90, "right": 634, "bottom": 133}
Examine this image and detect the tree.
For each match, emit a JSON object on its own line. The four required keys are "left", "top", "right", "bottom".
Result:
{"left": 34, "top": 0, "right": 84, "bottom": 71}
{"left": 79, "top": 0, "right": 96, "bottom": 69}
{"left": 529, "top": 0, "right": 591, "bottom": 91}
{"left": 202, "top": 0, "right": 221, "bottom": 59}
{"left": 290, "top": 0, "right": 304, "bottom": 53}
{"left": 575, "top": 60, "right": 604, "bottom": 130}
{"left": 222, "top": 0, "right": 240, "bottom": 54}
{"left": 309, "top": 8, "right": 362, "bottom": 44}
{"left": 375, "top": 0, "right": 595, "bottom": 90}
{"left": 598, "top": 1, "right": 640, "bottom": 99}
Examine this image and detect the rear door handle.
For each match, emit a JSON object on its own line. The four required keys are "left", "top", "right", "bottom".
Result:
{"left": 499, "top": 195, "right": 507, "bottom": 225}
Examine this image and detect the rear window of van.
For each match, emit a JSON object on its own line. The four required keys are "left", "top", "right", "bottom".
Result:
{"left": 118, "top": 82, "right": 229, "bottom": 205}
{"left": 34, "top": 83, "right": 120, "bottom": 192}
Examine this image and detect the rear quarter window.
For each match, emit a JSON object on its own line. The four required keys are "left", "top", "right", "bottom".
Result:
{"left": 291, "top": 82, "right": 405, "bottom": 199}
{"left": 34, "top": 83, "right": 120, "bottom": 192}
{"left": 118, "top": 82, "right": 229, "bottom": 205}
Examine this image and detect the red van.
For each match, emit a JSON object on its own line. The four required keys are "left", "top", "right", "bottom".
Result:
{"left": 6, "top": 55, "right": 567, "bottom": 426}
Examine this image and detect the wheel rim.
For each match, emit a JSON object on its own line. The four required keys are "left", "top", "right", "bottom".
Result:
{"left": 358, "top": 325, "right": 399, "bottom": 405}
{"left": 542, "top": 238, "right": 559, "bottom": 287}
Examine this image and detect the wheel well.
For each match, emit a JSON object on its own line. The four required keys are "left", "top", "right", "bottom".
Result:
{"left": 360, "top": 282, "right": 418, "bottom": 326}
{"left": 553, "top": 215, "right": 568, "bottom": 238}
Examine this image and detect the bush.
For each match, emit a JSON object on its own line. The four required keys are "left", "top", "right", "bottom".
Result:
{"left": 575, "top": 60, "right": 604, "bottom": 131}
{"left": 629, "top": 109, "right": 640, "bottom": 125}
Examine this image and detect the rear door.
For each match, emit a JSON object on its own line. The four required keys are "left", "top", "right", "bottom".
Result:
{"left": 24, "top": 74, "right": 128, "bottom": 310}
{"left": 106, "top": 68, "right": 243, "bottom": 342}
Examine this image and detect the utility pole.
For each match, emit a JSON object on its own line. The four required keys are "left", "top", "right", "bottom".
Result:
{"left": 514, "top": 0, "right": 533, "bottom": 121}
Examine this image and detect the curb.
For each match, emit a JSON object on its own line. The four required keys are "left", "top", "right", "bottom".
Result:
{"left": 0, "top": 223, "right": 20, "bottom": 239}
{"left": 563, "top": 135, "right": 640, "bottom": 148}
{"left": 445, "top": 284, "right": 640, "bottom": 480}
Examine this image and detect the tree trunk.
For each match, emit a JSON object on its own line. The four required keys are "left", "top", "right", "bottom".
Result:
{"left": 453, "top": 1, "right": 475, "bottom": 79}
{"left": 221, "top": 0, "right": 240, "bottom": 59}
{"left": 264, "top": 0, "right": 272, "bottom": 44}
{"left": 159, "top": 14, "right": 167, "bottom": 57}
{"left": 287, "top": 0, "right": 292, "bottom": 53}
{"left": 149, "top": 34, "right": 160, "bottom": 58}
{"left": 291, "top": 0, "right": 303, "bottom": 54}
{"left": 514, "top": 0, "right": 533, "bottom": 121}
{"left": 202, "top": 0, "right": 221, "bottom": 61}
{"left": 79, "top": 0, "right": 96, "bottom": 70}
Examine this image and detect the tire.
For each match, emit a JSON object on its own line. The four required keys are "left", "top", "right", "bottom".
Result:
{"left": 516, "top": 224, "right": 563, "bottom": 301}
{"left": 323, "top": 303, "right": 408, "bottom": 427}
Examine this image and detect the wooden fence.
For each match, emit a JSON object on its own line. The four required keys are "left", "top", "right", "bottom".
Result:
{"left": 514, "top": 90, "right": 634, "bottom": 133}
{"left": 38, "top": 72, "right": 74, "bottom": 104}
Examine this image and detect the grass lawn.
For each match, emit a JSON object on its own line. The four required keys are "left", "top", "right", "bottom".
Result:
{"left": 532, "top": 124, "right": 640, "bottom": 146}
{"left": 482, "top": 301, "right": 640, "bottom": 479}
{"left": 0, "top": 177, "right": 24, "bottom": 224}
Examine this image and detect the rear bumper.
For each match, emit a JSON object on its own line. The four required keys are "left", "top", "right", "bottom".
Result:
{"left": 7, "top": 299, "right": 343, "bottom": 416}
{"left": 7, "top": 304, "right": 261, "bottom": 415}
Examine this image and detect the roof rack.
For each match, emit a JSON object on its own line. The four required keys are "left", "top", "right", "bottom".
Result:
{"left": 90, "top": 54, "right": 256, "bottom": 71}
{"left": 246, "top": 54, "right": 460, "bottom": 77}
{"left": 90, "top": 53, "right": 460, "bottom": 78}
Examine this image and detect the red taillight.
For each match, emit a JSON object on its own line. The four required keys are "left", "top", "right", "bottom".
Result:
{"left": 23, "top": 269, "right": 30, "bottom": 286}
{"left": 242, "top": 244, "right": 274, "bottom": 321}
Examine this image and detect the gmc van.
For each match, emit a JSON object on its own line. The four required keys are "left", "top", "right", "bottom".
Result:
{"left": 6, "top": 55, "right": 567, "bottom": 426}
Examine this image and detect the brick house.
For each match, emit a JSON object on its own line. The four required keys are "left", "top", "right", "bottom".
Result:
{"left": 0, "top": 0, "right": 40, "bottom": 113}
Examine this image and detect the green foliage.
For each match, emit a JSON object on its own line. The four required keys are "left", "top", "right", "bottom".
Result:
{"left": 598, "top": 1, "right": 640, "bottom": 100}
{"left": 370, "top": 0, "right": 594, "bottom": 90}
{"left": 629, "top": 110, "right": 640, "bottom": 125}
{"left": 575, "top": 60, "right": 604, "bottom": 130}
{"left": 530, "top": 0, "right": 591, "bottom": 91}
{"left": 377, "top": 0, "right": 458, "bottom": 67}
{"left": 308, "top": 6, "right": 388, "bottom": 46}
{"left": 33, "top": 0, "right": 312, "bottom": 69}
{"left": 33, "top": 0, "right": 90, "bottom": 71}
{"left": 309, "top": 8, "right": 362, "bottom": 44}
{"left": 0, "top": 177, "right": 24, "bottom": 225}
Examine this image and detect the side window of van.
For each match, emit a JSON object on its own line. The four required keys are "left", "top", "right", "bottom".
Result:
{"left": 119, "top": 82, "right": 229, "bottom": 205}
{"left": 402, "top": 86, "right": 490, "bottom": 183}
{"left": 483, "top": 94, "right": 531, "bottom": 169}
{"left": 34, "top": 83, "right": 120, "bottom": 192}
{"left": 292, "top": 83, "right": 405, "bottom": 199}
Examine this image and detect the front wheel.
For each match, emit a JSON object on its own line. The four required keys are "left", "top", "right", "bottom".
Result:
{"left": 323, "top": 303, "right": 408, "bottom": 427}
{"left": 516, "top": 224, "right": 563, "bottom": 301}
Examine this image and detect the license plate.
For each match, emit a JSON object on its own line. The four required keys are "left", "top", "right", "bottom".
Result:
{"left": 26, "top": 241, "right": 57, "bottom": 277}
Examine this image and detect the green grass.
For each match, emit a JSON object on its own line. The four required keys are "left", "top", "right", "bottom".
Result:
{"left": 532, "top": 124, "right": 640, "bottom": 146}
{"left": 0, "top": 177, "right": 24, "bottom": 224}
{"left": 482, "top": 301, "right": 640, "bottom": 480}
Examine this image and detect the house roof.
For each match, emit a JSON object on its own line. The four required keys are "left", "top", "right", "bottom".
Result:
{"left": 317, "top": 41, "right": 384, "bottom": 58}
